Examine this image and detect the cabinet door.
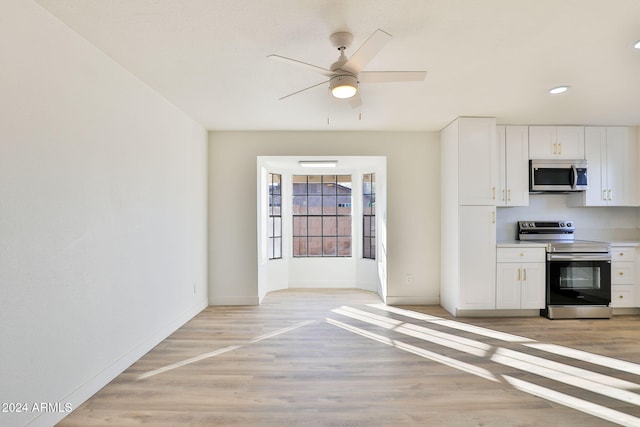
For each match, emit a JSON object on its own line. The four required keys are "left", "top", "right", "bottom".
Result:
{"left": 529, "top": 126, "right": 585, "bottom": 159}
{"left": 520, "top": 262, "right": 545, "bottom": 309}
{"left": 584, "top": 127, "right": 607, "bottom": 206}
{"left": 528, "top": 126, "right": 555, "bottom": 159}
{"left": 458, "top": 118, "right": 498, "bottom": 205}
{"left": 496, "top": 126, "right": 507, "bottom": 207}
{"left": 504, "top": 126, "right": 529, "bottom": 206}
{"left": 605, "top": 127, "right": 630, "bottom": 206}
{"left": 556, "top": 126, "right": 585, "bottom": 159}
{"left": 496, "top": 263, "right": 521, "bottom": 309}
{"left": 459, "top": 206, "right": 496, "bottom": 309}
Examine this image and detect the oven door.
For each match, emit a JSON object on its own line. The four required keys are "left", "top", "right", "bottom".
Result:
{"left": 547, "top": 253, "right": 611, "bottom": 306}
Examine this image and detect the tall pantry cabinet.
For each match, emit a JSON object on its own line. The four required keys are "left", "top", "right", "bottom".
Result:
{"left": 441, "top": 117, "right": 497, "bottom": 316}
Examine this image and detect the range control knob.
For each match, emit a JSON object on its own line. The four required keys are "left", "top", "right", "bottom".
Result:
{"left": 566, "top": 222, "right": 572, "bottom": 228}
{"left": 560, "top": 222, "right": 565, "bottom": 227}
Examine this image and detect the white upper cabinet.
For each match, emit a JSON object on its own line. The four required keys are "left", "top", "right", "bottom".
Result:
{"left": 529, "top": 126, "right": 585, "bottom": 159}
{"left": 457, "top": 118, "right": 498, "bottom": 205}
{"left": 496, "top": 125, "right": 529, "bottom": 207}
{"left": 569, "top": 126, "right": 637, "bottom": 207}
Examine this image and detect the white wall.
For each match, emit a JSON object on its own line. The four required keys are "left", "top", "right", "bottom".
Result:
{"left": 0, "top": 2, "right": 208, "bottom": 426}
{"left": 209, "top": 131, "right": 440, "bottom": 306}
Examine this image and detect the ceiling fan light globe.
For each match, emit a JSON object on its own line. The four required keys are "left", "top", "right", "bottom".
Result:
{"left": 330, "top": 75, "right": 358, "bottom": 99}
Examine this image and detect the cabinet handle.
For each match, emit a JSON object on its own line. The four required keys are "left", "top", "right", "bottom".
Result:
{"left": 608, "top": 189, "right": 613, "bottom": 201}
{"left": 502, "top": 189, "right": 506, "bottom": 201}
{"left": 619, "top": 252, "right": 624, "bottom": 257}
{"left": 523, "top": 268, "right": 527, "bottom": 281}
{"left": 517, "top": 268, "right": 521, "bottom": 281}
{"left": 507, "top": 189, "right": 511, "bottom": 201}
{"left": 492, "top": 187, "right": 496, "bottom": 200}
{"left": 553, "top": 143, "right": 557, "bottom": 155}
{"left": 491, "top": 210, "right": 496, "bottom": 224}
{"left": 558, "top": 143, "right": 562, "bottom": 155}
{"left": 619, "top": 272, "right": 624, "bottom": 276}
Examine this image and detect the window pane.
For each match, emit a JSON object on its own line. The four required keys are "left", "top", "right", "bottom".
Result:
{"left": 271, "top": 195, "right": 281, "bottom": 215}
{"left": 273, "top": 238, "right": 282, "bottom": 259}
{"left": 293, "top": 237, "right": 307, "bottom": 257}
{"left": 308, "top": 196, "right": 322, "bottom": 215}
{"left": 338, "top": 237, "right": 352, "bottom": 256}
{"left": 308, "top": 217, "right": 322, "bottom": 236}
{"left": 308, "top": 237, "right": 322, "bottom": 256}
{"left": 292, "top": 196, "right": 307, "bottom": 215}
{"left": 338, "top": 216, "right": 351, "bottom": 236}
{"left": 268, "top": 217, "right": 275, "bottom": 238}
{"left": 272, "top": 174, "right": 281, "bottom": 194}
{"left": 323, "top": 216, "right": 337, "bottom": 235}
{"left": 323, "top": 195, "right": 336, "bottom": 215}
{"left": 268, "top": 238, "right": 274, "bottom": 259}
{"left": 308, "top": 175, "right": 322, "bottom": 194}
{"left": 293, "top": 175, "right": 307, "bottom": 195}
{"left": 363, "top": 238, "right": 371, "bottom": 258}
{"left": 274, "top": 217, "right": 281, "bottom": 236}
{"left": 363, "top": 216, "right": 371, "bottom": 238}
{"left": 322, "top": 176, "right": 337, "bottom": 194}
{"left": 323, "top": 237, "right": 337, "bottom": 256}
{"left": 337, "top": 196, "right": 351, "bottom": 214}
{"left": 370, "top": 237, "right": 376, "bottom": 258}
{"left": 293, "top": 217, "right": 307, "bottom": 236}
{"left": 337, "top": 175, "right": 352, "bottom": 194}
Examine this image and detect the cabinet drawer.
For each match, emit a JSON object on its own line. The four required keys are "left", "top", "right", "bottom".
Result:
{"left": 497, "top": 247, "right": 545, "bottom": 263}
{"left": 612, "top": 247, "right": 635, "bottom": 262}
{"left": 612, "top": 263, "right": 635, "bottom": 285}
{"left": 611, "top": 285, "right": 636, "bottom": 308}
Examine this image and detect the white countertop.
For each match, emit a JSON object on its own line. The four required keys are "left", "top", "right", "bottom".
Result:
{"left": 497, "top": 240, "right": 548, "bottom": 248}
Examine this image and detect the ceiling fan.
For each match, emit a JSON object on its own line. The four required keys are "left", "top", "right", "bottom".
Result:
{"left": 268, "top": 29, "right": 427, "bottom": 107}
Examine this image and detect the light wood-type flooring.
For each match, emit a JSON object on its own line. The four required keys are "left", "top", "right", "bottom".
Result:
{"left": 58, "top": 289, "right": 640, "bottom": 426}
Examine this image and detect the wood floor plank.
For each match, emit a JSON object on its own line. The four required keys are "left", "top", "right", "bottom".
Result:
{"left": 57, "top": 289, "right": 640, "bottom": 426}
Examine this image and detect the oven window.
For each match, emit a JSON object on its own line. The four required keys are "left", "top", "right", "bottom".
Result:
{"left": 559, "top": 265, "right": 601, "bottom": 290}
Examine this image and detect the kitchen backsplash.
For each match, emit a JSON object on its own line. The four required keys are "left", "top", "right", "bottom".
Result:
{"left": 496, "top": 193, "right": 640, "bottom": 241}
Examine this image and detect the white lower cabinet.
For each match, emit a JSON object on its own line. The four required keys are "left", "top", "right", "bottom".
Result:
{"left": 610, "top": 246, "right": 637, "bottom": 308}
{"left": 496, "top": 247, "right": 546, "bottom": 309}
{"left": 458, "top": 206, "right": 497, "bottom": 309}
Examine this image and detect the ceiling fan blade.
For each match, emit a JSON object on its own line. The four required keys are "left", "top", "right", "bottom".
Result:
{"left": 342, "top": 29, "right": 392, "bottom": 75}
{"left": 267, "top": 54, "right": 335, "bottom": 77}
{"left": 358, "top": 70, "right": 427, "bottom": 83}
{"left": 278, "top": 80, "right": 329, "bottom": 100}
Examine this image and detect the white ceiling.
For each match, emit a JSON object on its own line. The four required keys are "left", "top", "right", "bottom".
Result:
{"left": 35, "top": 0, "right": 640, "bottom": 131}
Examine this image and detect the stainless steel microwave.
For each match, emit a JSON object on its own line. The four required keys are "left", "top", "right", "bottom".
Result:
{"left": 529, "top": 159, "right": 588, "bottom": 192}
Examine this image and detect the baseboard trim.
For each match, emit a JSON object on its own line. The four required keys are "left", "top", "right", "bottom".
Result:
{"left": 385, "top": 296, "right": 440, "bottom": 305}
{"left": 208, "top": 295, "right": 260, "bottom": 306}
{"left": 29, "top": 297, "right": 208, "bottom": 427}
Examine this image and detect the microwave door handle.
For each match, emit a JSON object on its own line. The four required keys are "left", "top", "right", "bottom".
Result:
{"left": 571, "top": 165, "right": 577, "bottom": 189}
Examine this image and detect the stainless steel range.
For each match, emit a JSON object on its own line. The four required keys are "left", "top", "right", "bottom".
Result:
{"left": 518, "top": 221, "right": 612, "bottom": 319}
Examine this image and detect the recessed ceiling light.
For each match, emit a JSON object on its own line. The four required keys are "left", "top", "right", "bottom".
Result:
{"left": 634, "top": 40, "right": 640, "bottom": 49}
{"left": 549, "top": 86, "right": 570, "bottom": 95}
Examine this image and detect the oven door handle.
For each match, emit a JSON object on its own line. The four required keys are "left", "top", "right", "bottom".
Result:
{"left": 547, "top": 253, "right": 611, "bottom": 261}
{"left": 571, "top": 165, "right": 578, "bottom": 190}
